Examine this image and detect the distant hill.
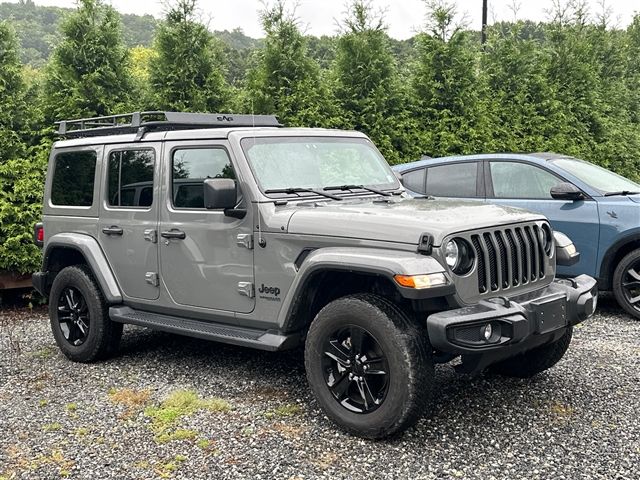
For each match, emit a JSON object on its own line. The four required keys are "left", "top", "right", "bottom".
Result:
{"left": 0, "top": 0, "right": 262, "bottom": 67}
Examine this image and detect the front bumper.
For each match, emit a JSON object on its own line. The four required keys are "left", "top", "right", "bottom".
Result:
{"left": 427, "top": 275, "right": 597, "bottom": 371}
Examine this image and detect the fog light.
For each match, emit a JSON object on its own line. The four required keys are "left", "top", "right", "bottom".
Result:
{"left": 482, "top": 323, "right": 493, "bottom": 341}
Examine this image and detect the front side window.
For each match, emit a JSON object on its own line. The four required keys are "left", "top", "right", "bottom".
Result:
{"left": 51, "top": 151, "right": 97, "bottom": 206}
{"left": 425, "top": 163, "right": 478, "bottom": 198}
{"left": 490, "top": 162, "right": 560, "bottom": 199}
{"left": 551, "top": 158, "right": 640, "bottom": 194}
{"left": 241, "top": 137, "right": 398, "bottom": 193}
{"left": 107, "top": 149, "right": 155, "bottom": 207}
{"left": 172, "top": 148, "right": 235, "bottom": 209}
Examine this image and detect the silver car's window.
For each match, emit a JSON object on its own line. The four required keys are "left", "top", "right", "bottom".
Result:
{"left": 51, "top": 151, "right": 97, "bottom": 206}
{"left": 172, "top": 148, "right": 235, "bottom": 209}
{"left": 490, "top": 162, "right": 559, "bottom": 199}
{"left": 107, "top": 149, "right": 155, "bottom": 208}
{"left": 552, "top": 158, "right": 640, "bottom": 194}
{"left": 241, "top": 137, "right": 397, "bottom": 192}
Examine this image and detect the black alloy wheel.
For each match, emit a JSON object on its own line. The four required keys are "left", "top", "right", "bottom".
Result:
{"left": 57, "top": 286, "right": 91, "bottom": 346}
{"left": 322, "top": 325, "right": 389, "bottom": 414}
{"left": 620, "top": 260, "right": 640, "bottom": 312}
{"left": 613, "top": 249, "right": 640, "bottom": 320}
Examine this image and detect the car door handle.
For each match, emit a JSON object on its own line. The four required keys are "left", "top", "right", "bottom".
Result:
{"left": 102, "top": 226, "right": 123, "bottom": 236}
{"left": 160, "top": 229, "right": 186, "bottom": 240}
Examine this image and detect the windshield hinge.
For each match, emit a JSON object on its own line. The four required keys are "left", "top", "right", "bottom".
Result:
{"left": 237, "top": 233, "right": 253, "bottom": 250}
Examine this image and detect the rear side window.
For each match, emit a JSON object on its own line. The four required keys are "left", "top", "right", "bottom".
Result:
{"left": 172, "top": 148, "right": 235, "bottom": 209}
{"left": 107, "top": 149, "right": 155, "bottom": 207}
{"left": 425, "top": 163, "right": 478, "bottom": 198}
{"left": 401, "top": 169, "right": 426, "bottom": 193}
{"left": 51, "top": 151, "right": 97, "bottom": 206}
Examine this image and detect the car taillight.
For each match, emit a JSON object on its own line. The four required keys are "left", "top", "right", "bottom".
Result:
{"left": 34, "top": 223, "right": 44, "bottom": 247}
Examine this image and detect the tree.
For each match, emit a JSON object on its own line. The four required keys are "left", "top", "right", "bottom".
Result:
{"left": 148, "top": 0, "right": 230, "bottom": 112}
{"left": 412, "top": 0, "right": 491, "bottom": 157}
{"left": 481, "top": 22, "right": 565, "bottom": 152}
{"left": 0, "top": 21, "right": 46, "bottom": 274}
{"left": 332, "top": 0, "right": 418, "bottom": 163}
{"left": 244, "top": 0, "right": 337, "bottom": 127}
{"left": 42, "top": 0, "right": 133, "bottom": 122}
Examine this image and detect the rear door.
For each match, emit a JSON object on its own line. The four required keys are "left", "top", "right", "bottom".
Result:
{"left": 98, "top": 144, "right": 160, "bottom": 300}
{"left": 485, "top": 159, "right": 600, "bottom": 277}
{"left": 422, "top": 162, "right": 485, "bottom": 200}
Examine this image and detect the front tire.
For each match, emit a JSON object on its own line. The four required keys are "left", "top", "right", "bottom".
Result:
{"left": 612, "top": 249, "right": 640, "bottom": 320}
{"left": 304, "top": 294, "right": 434, "bottom": 439}
{"left": 489, "top": 327, "right": 573, "bottom": 378}
{"left": 49, "top": 265, "right": 122, "bottom": 362}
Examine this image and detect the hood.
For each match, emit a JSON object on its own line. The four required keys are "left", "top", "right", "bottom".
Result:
{"left": 286, "top": 197, "right": 546, "bottom": 246}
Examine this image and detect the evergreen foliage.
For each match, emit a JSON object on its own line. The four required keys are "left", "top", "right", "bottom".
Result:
{"left": 148, "top": 0, "right": 230, "bottom": 112}
{"left": 0, "top": 21, "right": 46, "bottom": 273}
{"left": 42, "top": 0, "right": 134, "bottom": 121}
{"left": 245, "top": 1, "right": 336, "bottom": 127}
{"left": 2, "top": 0, "right": 640, "bottom": 274}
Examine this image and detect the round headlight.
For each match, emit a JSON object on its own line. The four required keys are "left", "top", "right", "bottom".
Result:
{"left": 445, "top": 238, "right": 475, "bottom": 275}
{"left": 445, "top": 240, "right": 460, "bottom": 269}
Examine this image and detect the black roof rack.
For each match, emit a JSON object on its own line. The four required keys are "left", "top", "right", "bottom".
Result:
{"left": 55, "top": 111, "right": 283, "bottom": 139}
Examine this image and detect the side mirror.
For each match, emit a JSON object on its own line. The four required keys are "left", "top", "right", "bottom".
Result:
{"left": 550, "top": 182, "right": 584, "bottom": 201}
{"left": 203, "top": 178, "right": 237, "bottom": 210}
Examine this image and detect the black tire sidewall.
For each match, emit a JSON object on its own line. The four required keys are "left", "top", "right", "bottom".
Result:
{"left": 613, "top": 249, "right": 640, "bottom": 320}
{"left": 49, "top": 266, "right": 109, "bottom": 362}
{"left": 305, "top": 295, "right": 432, "bottom": 438}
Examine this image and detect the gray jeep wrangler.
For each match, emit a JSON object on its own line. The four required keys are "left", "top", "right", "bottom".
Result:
{"left": 32, "top": 112, "right": 598, "bottom": 439}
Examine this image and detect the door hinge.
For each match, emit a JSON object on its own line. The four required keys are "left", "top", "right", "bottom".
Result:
{"left": 144, "top": 229, "right": 157, "bottom": 243}
{"left": 237, "top": 282, "right": 254, "bottom": 298}
{"left": 145, "top": 272, "right": 159, "bottom": 287}
{"left": 236, "top": 233, "right": 253, "bottom": 250}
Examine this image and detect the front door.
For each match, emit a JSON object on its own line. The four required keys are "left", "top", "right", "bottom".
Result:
{"left": 99, "top": 144, "right": 160, "bottom": 300}
{"left": 486, "top": 160, "right": 600, "bottom": 277}
{"left": 159, "top": 142, "right": 255, "bottom": 313}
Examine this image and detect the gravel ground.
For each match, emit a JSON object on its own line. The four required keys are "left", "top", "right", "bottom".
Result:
{"left": 1, "top": 297, "right": 639, "bottom": 480}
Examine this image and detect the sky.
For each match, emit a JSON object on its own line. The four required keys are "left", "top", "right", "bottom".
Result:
{"left": 8, "top": 0, "right": 640, "bottom": 39}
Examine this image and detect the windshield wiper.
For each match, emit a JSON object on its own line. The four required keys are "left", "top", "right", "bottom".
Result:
{"left": 603, "top": 190, "right": 640, "bottom": 197}
{"left": 324, "top": 184, "right": 392, "bottom": 197}
{"left": 264, "top": 187, "right": 343, "bottom": 201}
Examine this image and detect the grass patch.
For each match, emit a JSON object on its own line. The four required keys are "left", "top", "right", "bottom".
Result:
{"left": 38, "top": 399, "right": 48, "bottom": 407}
{"left": 196, "top": 438, "right": 211, "bottom": 449}
{"left": 156, "top": 429, "right": 198, "bottom": 444}
{"left": 31, "top": 346, "right": 56, "bottom": 359}
{"left": 145, "top": 390, "right": 230, "bottom": 431}
{"left": 42, "top": 422, "right": 61, "bottom": 432}
{"left": 108, "top": 388, "right": 151, "bottom": 409}
{"left": 265, "top": 403, "right": 303, "bottom": 419}
{"left": 66, "top": 403, "right": 78, "bottom": 412}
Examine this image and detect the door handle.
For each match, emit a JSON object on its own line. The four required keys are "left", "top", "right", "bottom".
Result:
{"left": 102, "top": 226, "right": 123, "bottom": 236}
{"left": 160, "top": 229, "right": 186, "bottom": 240}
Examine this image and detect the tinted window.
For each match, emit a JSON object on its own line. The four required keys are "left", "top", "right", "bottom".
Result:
{"left": 402, "top": 169, "right": 426, "bottom": 193}
{"left": 172, "top": 148, "right": 235, "bottom": 209}
{"left": 51, "top": 151, "right": 97, "bottom": 206}
{"left": 108, "top": 149, "right": 155, "bottom": 207}
{"left": 426, "top": 163, "right": 478, "bottom": 197}
{"left": 552, "top": 158, "right": 640, "bottom": 194}
{"left": 490, "top": 162, "right": 560, "bottom": 199}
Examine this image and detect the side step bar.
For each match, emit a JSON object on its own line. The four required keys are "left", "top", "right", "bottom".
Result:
{"left": 109, "top": 306, "right": 300, "bottom": 351}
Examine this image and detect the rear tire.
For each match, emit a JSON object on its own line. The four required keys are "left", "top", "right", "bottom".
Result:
{"left": 489, "top": 327, "right": 573, "bottom": 378}
{"left": 304, "top": 294, "right": 434, "bottom": 439}
{"left": 612, "top": 249, "right": 640, "bottom": 320}
{"left": 49, "top": 265, "right": 122, "bottom": 362}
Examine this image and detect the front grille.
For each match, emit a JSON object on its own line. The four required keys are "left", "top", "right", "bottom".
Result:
{"left": 470, "top": 225, "right": 547, "bottom": 295}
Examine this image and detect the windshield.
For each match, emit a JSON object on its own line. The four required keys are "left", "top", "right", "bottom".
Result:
{"left": 551, "top": 158, "right": 640, "bottom": 194}
{"left": 241, "top": 137, "right": 399, "bottom": 194}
